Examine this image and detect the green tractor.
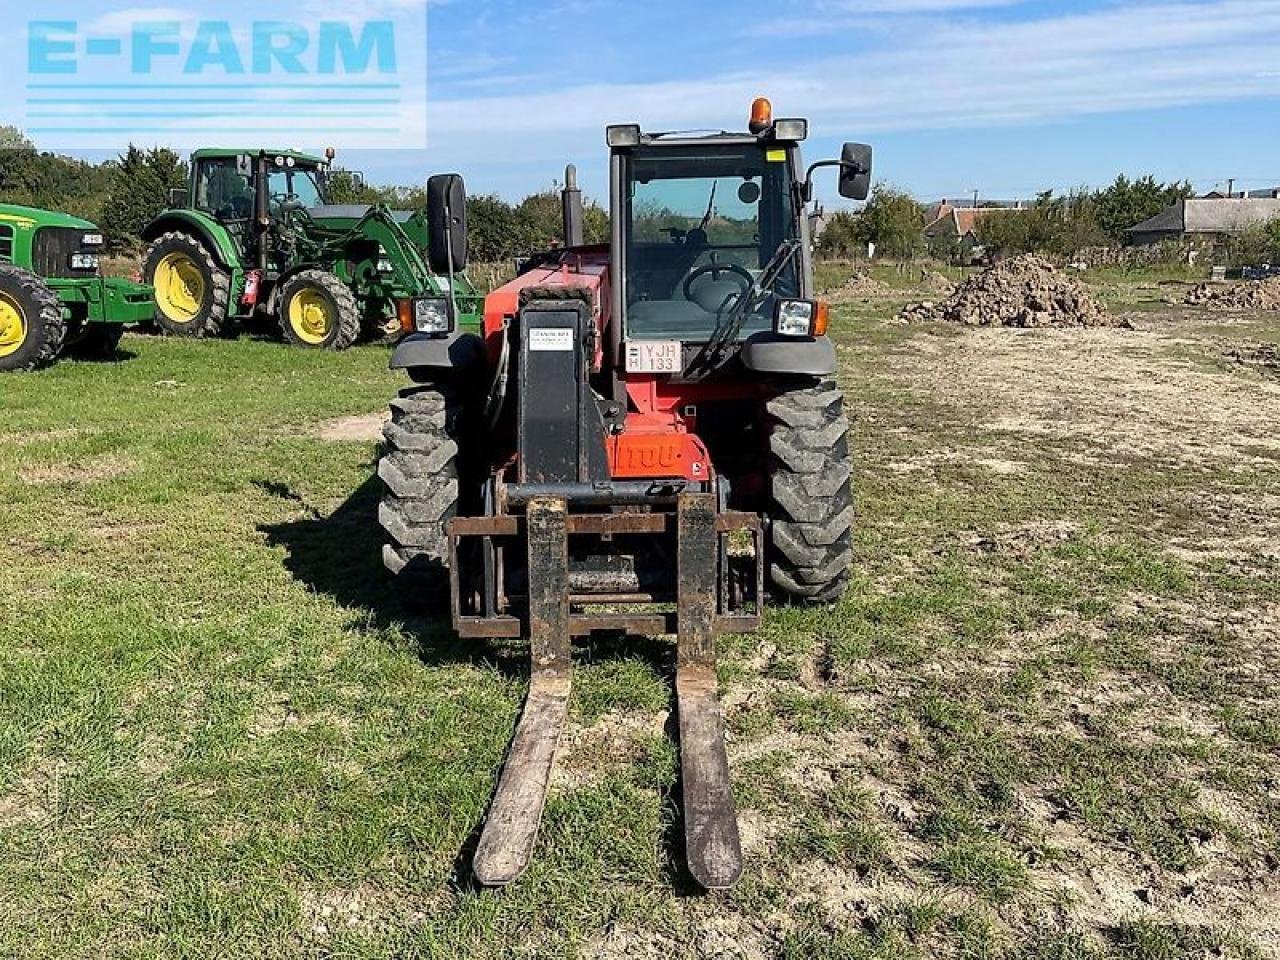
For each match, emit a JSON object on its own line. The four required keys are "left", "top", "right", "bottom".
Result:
{"left": 0, "top": 204, "right": 154, "bottom": 372}
{"left": 141, "top": 149, "right": 481, "bottom": 350}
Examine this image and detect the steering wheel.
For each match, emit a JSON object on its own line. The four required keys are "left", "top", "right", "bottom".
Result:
{"left": 682, "top": 262, "right": 754, "bottom": 304}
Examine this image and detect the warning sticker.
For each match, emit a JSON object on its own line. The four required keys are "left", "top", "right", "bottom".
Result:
{"left": 529, "top": 328, "right": 575, "bottom": 352}
{"left": 766, "top": 149, "right": 787, "bottom": 163}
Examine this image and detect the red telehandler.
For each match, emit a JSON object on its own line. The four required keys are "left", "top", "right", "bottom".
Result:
{"left": 378, "top": 99, "right": 872, "bottom": 889}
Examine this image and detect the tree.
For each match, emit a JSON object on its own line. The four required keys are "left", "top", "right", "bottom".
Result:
{"left": 0, "top": 126, "right": 34, "bottom": 151}
{"left": 974, "top": 190, "right": 1106, "bottom": 258}
{"left": 847, "top": 185, "right": 924, "bottom": 259}
{"left": 814, "top": 211, "right": 863, "bottom": 259}
{"left": 100, "top": 146, "right": 189, "bottom": 250}
{"left": 1093, "top": 174, "right": 1194, "bottom": 242}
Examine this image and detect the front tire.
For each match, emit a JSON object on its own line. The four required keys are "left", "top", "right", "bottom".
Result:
{"left": 378, "top": 383, "right": 470, "bottom": 609}
{"left": 142, "top": 232, "right": 232, "bottom": 338}
{"left": 277, "top": 270, "right": 360, "bottom": 351}
{"left": 0, "top": 266, "right": 66, "bottom": 372}
{"left": 765, "top": 379, "right": 855, "bottom": 604}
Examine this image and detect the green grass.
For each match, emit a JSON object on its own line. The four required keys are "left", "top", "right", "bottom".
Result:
{"left": 2, "top": 272, "right": 1278, "bottom": 958}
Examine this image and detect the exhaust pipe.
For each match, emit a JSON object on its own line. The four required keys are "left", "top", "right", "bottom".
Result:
{"left": 562, "top": 164, "right": 584, "bottom": 248}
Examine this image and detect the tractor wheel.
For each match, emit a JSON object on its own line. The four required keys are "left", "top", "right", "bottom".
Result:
{"left": 764, "top": 378, "right": 855, "bottom": 604}
{"left": 143, "top": 232, "right": 231, "bottom": 338}
{"left": 277, "top": 270, "right": 361, "bottom": 350}
{"left": 377, "top": 383, "right": 472, "bottom": 609}
{"left": 0, "top": 266, "right": 66, "bottom": 372}
{"left": 71, "top": 323, "right": 125, "bottom": 360}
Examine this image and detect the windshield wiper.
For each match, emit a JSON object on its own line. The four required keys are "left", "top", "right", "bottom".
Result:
{"left": 685, "top": 239, "right": 802, "bottom": 377}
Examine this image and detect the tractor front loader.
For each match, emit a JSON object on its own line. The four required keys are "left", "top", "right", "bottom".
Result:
{"left": 141, "top": 149, "right": 481, "bottom": 350}
{"left": 378, "top": 100, "right": 872, "bottom": 888}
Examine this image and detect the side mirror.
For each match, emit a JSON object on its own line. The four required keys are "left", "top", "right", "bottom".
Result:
{"left": 838, "top": 143, "right": 873, "bottom": 201}
{"left": 426, "top": 173, "right": 468, "bottom": 274}
{"left": 169, "top": 187, "right": 190, "bottom": 208}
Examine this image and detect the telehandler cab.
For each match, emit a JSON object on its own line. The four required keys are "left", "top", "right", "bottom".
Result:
{"left": 378, "top": 99, "right": 871, "bottom": 889}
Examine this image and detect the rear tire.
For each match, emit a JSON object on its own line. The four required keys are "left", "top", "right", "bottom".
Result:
{"left": 277, "top": 270, "right": 361, "bottom": 351}
{"left": 0, "top": 266, "right": 66, "bottom": 372}
{"left": 765, "top": 378, "right": 855, "bottom": 604}
{"left": 142, "top": 232, "right": 232, "bottom": 338}
{"left": 378, "top": 383, "right": 471, "bottom": 609}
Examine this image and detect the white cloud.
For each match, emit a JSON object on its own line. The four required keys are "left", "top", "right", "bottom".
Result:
{"left": 422, "top": 0, "right": 1280, "bottom": 153}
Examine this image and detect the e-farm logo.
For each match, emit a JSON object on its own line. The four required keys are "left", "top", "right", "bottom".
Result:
{"left": 19, "top": 4, "right": 428, "bottom": 150}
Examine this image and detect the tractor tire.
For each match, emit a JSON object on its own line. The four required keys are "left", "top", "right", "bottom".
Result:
{"left": 143, "top": 232, "right": 232, "bottom": 338}
{"left": 277, "top": 270, "right": 361, "bottom": 351}
{"left": 764, "top": 378, "right": 855, "bottom": 604}
{"left": 377, "top": 383, "right": 470, "bottom": 609}
{"left": 0, "top": 266, "right": 66, "bottom": 372}
{"left": 71, "top": 323, "right": 125, "bottom": 360}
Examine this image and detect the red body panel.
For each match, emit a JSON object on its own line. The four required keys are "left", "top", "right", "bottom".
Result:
{"left": 482, "top": 248, "right": 759, "bottom": 485}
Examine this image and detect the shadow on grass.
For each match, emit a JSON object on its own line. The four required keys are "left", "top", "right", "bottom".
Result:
{"left": 258, "top": 475, "right": 723, "bottom": 895}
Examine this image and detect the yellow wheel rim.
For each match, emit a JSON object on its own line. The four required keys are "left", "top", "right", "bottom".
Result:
{"left": 0, "top": 292, "right": 27, "bottom": 359}
{"left": 154, "top": 252, "right": 206, "bottom": 324}
{"left": 288, "top": 289, "right": 335, "bottom": 345}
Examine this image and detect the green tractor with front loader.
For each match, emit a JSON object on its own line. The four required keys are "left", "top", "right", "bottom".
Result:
{"left": 141, "top": 149, "right": 481, "bottom": 350}
{"left": 0, "top": 204, "right": 154, "bottom": 372}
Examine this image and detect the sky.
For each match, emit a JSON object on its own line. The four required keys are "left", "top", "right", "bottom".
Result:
{"left": 4, "top": 0, "right": 1280, "bottom": 206}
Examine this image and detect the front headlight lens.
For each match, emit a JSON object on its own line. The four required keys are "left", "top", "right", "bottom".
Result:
{"left": 775, "top": 299, "right": 816, "bottom": 337}
{"left": 81, "top": 233, "right": 104, "bottom": 246}
{"left": 414, "top": 298, "right": 452, "bottom": 334}
{"left": 71, "top": 253, "right": 100, "bottom": 270}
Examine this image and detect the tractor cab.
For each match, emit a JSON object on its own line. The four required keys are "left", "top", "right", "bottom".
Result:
{"left": 180, "top": 149, "right": 332, "bottom": 269}
{"left": 607, "top": 99, "right": 871, "bottom": 374}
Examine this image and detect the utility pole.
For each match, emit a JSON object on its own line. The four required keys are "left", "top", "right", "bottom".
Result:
{"left": 1227, "top": 178, "right": 1235, "bottom": 198}
{"left": 972, "top": 189, "right": 980, "bottom": 208}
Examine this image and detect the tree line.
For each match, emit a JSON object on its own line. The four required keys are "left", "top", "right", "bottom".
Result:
{"left": 813, "top": 176, "right": 1280, "bottom": 264}
{"left": 0, "top": 127, "right": 607, "bottom": 262}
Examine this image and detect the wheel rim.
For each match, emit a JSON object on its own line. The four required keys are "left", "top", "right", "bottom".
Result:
{"left": 288, "top": 289, "right": 334, "bottom": 345}
{"left": 0, "top": 292, "right": 27, "bottom": 358}
{"left": 154, "top": 252, "right": 206, "bottom": 324}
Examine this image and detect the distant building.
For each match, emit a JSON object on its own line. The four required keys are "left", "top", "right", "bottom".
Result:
{"left": 923, "top": 200, "right": 1022, "bottom": 254}
{"left": 1126, "top": 198, "right": 1280, "bottom": 246}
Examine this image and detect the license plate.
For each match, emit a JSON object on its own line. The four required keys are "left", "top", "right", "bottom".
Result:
{"left": 626, "top": 340, "right": 681, "bottom": 373}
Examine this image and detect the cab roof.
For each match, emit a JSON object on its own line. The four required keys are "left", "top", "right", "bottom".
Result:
{"left": 191, "top": 148, "right": 326, "bottom": 165}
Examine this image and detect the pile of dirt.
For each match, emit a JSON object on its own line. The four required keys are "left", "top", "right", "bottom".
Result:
{"left": 829, "top": 272, "right": 894, "bottom": 301}
{"left": 1185, "top": 277, "right": 1280, "bottom": 311}
{"left": 899, "top": 254, "right": 1117, "bottom": 328}
{"left": 1224, "top": 340, "right": 1280, "bottom": 375}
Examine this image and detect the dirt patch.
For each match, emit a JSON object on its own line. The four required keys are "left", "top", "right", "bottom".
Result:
{"left": 895, "top": 326, "right": 1280, "bottom": 470}
{"left": 1223, "top": 340, "right": 1280, "bottom": 376}
{"left": 1185, "top": 276, "right": 1280, "bottom": 312}
{"left": 18, "top": 453, "right": 134, "bottom": 485}
{"left": 900, "top": 255, "right": 1121, "bottom": 329}
{"left": 315, "top": 412, "right": 388, "bottom": 443}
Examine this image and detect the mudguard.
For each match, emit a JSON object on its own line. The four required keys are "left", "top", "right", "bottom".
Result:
{"left": 390, "top": 331, "right": 487, "bottom": 371}
{"left": 140, "top": 210, "right": 243, "bottom": 270}
{"left": 739, "top": 332, "right": 837, "bottom": 376}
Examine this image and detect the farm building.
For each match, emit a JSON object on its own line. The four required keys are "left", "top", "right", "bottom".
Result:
{"left": 1126, "top": 197, "right": 1280, "bottom": 245}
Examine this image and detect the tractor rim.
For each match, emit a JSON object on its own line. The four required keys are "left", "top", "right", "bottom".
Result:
{"left": 288, "top": 289, "right": 334, "bottom": 345}
{"left": 155, "top": 252, "right": 206, "bottom": 324}
{"left": 0, "top": 292, "right": 27, "bottom": 358}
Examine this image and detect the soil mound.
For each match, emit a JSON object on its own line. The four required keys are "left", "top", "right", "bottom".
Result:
{"left": 900, "top": 255, "right": 1117, "bottom": 328}
{"left": 1185, "top": 277, "right": 1280, "bottom": 311}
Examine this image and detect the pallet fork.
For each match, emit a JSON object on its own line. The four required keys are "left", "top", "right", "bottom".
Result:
{"left": 450, "top": 494, "right": 762, "bottom": 890}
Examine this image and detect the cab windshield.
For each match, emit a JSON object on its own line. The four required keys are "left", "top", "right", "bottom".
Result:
{"left": 625, "top": 144, "right": 799, "bottom": 340}
{"left": 267, "top": 166, "right": 326, "bottom": 211}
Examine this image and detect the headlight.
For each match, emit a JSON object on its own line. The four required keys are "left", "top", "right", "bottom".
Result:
{"left": 400, "top": 297, "right": 452, "bottom": 335}
{"left": 773, "top": 298, "right": 830, "bottom": 338}
{"left": 81, "top": 233, "right": 104, "bottom": 246}
{"left": 70, "top": 253, "right": 100, "bottom": 270}
{"left": 775, "top": 299, "right": 816, "bottom": 337}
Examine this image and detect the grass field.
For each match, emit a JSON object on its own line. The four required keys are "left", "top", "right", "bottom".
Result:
{"left": 1, "top": 273, "right": 1278, "bottom": 959}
